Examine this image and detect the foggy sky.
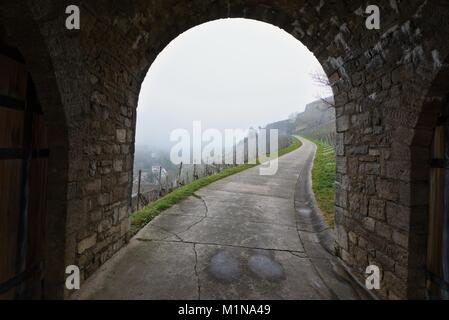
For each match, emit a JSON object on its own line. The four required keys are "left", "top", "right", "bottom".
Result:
{"left": 136, "top": 18, "right": 331, "bottom": 149}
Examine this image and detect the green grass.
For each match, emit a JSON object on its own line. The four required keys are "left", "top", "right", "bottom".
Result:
{"left": 130, "top": 136, "right": 302, "bottom": 236}
{"left": 310, "top": 139, "right": 336, "bottom": 227}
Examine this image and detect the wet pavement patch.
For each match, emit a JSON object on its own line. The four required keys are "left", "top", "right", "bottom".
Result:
{"left": 248, "top": 254, "right": 284, "bottom": 281}
{"left": 208, "top": 250, "right": 241, "bottom": 282}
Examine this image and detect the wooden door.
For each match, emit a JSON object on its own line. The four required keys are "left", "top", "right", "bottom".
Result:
{"left": 0, "top": 46, "right": 48, "bottom": 299}
{"left": 427, "top": 111, "right": 449, "bottom": 299}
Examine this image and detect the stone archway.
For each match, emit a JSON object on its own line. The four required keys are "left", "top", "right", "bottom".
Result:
{"left": 76, "top": 0, "right": 357, "bottom": 296}
{"left": 2, "top": 0, "right": 449, "bottom": 299}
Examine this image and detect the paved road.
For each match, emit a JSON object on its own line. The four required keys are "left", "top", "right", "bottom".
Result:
{"left": 75, "top": 137, "right": 370, "bottom": 300}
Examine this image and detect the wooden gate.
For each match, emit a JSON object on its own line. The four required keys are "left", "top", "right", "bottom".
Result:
{"left": 0, "top": 46, "right": 49, "bottom": 299}
{"left": 427, "top": 108, "right": 449, "bottom": 299}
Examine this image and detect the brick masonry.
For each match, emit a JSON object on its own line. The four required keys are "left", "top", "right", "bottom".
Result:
{"left": 2, "top": 0, "right": 449, "bottom": 299}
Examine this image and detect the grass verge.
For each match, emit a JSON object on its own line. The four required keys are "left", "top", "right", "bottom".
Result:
{"left": 130, "top": 136, "right": 302, "bottom": 236}
{"left": 310, "top": 139, "right": 336, "bottom": 227}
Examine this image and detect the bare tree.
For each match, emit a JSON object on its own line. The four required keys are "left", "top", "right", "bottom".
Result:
{"left": 310, "top": 70, "right": 332, "bottom": 87}
{"left": 310, "top": 70, "right": 335, "bottom": 108}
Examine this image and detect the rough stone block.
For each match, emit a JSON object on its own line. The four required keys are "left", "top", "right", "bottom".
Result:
{"left": 119, "top": 205, "right": 128, "bottom": 221}
{"left": 336, "top": 224, "right": 349, "bottom": 250}
{"left": 116, "top": 129, "right": 127, "bottom": 143}
{"left": 340, "top": 249, "right": 354, "bottom": 266}
{"left": 336, "top": 156, "right": 347, "bottom": 174}
{"left": 113, "top": 159, "right": 123, "bottom": 172}
{"left": 375, "top": 221, "right": 392, "bottom": 240}
{"left": 386, "top": 203, "right": 410, "bottom": 232}
{"left": 362, "top": 217, "right": 376, "bottom": 232}
{"left": 348, "top": 231, "right": 357, "bottom": 245}
{"left": 120, "top": 219, "right": 130, "bottom": 237}
{"left": 347, "top": 145, "right": 368, "bottom": 155}
{"left": 78, "top": 234, "right": 97, "bottom": 254}
{"left": 98, "top": 218, "right": 112, "bottom": 233}
{"left": 85, "top": 179, "right": 102, "bottom": 194}
{"left": 376, "top": 179, "right": 399, "bottom": 201}
{"left": 392, "top": 230, "right": 408, "bottom": 248}
{"left": 336, "top": 133, "right": 345, "bottom": 156}
{"left": 375, "top": 250, "right": 395, "bottom": 270}
{"left": 368, "top": 199, "right": 386, "bottom": 221}
{"left": 336, "top": 115, "right": 350, "bottom": 132}
{"left": 335, "top": 183, "right": 348, "bottom": 208}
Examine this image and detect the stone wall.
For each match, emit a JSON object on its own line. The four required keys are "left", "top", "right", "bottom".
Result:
{"left": 329, "top": 2, "right": 449, "bottom": 298}
{"left": 2, "top": 0, "right": 449, "bottom": 299}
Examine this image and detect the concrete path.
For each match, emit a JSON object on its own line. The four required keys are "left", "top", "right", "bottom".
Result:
{"left": 74, "top": 138, "right": 370, "bottom": 300}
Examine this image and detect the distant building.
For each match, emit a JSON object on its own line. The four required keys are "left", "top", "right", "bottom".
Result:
{"left": 151, "top": 165, "right": 167, "bottom": 177}
{"left": 151, "top": 165, "right": 160, "bottom": 174}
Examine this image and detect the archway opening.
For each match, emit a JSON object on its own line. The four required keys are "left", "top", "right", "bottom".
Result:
{"left": 133, "top": 18, "right": 335, "bottom": 229}
{"left": 125, "top": 15, "right": 338, "bottom": 259}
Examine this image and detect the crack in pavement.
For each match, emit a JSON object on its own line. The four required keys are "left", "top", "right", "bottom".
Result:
{"left": 168, "top": 213, "right": 298, "bottom": 229}
{"left": 201, "top": 188, "right": 292, "bottom": 200}
{"left": 193, "top": 243, "right": 201, "bottom": 300}
{"left": 288, "top": 251, "right": 308, "bottom": 259}
{"left": 177, "top": 216, "right": 207, "bottom": 236}
{"left": 146, "top": 238, "right": 306, "bottom": 255}
{"left": 148, "top": 195, "right": 210, "bottom": 240}
{"left": 170, "top": 193, "right": 209, "bottom": 237}
{"left": 192, "top": 193, "right": 209, "bottom": 217}
{"left": 150, "top": 224, "right": 185, "bottom": 242}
